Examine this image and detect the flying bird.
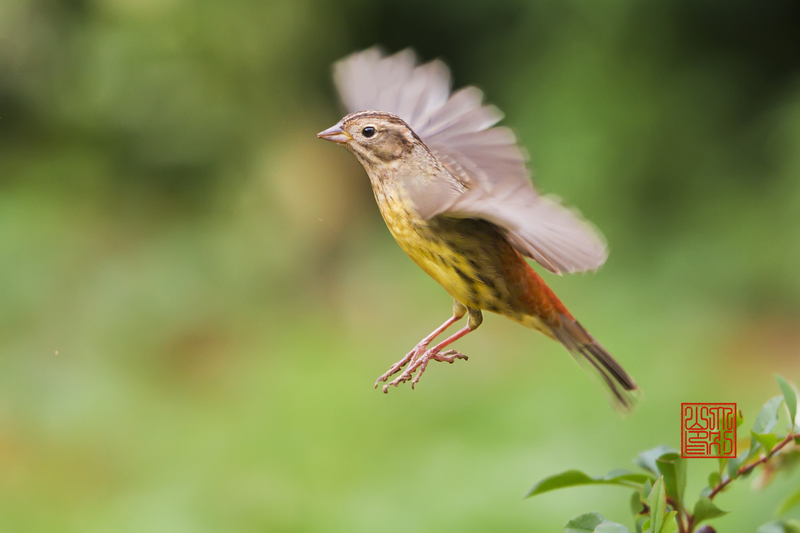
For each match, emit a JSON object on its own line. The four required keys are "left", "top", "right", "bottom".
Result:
{"left": 318, "top": 48, "right": 638, "bottom": 410}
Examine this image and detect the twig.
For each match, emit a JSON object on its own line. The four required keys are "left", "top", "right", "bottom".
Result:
{"left": 667, "top": 497, "right": 687, "bottom": 533}
{"left": 707, "top": 433, "right": 796, "bottom": 501}
{"left": 682, "top": 433, "right": 797, "bottom": 532}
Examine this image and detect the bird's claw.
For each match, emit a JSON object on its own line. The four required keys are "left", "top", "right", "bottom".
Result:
{"left": 437, "top": 349, "right": 468, "bottom": 363}
{"left": 374, "top": 344, "right": 425, "bottom": 388}
{"left": 378, "top": 348, "right": 468, "bottom": 393}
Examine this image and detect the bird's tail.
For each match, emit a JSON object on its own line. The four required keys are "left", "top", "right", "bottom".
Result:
{"left": 549, "top": 316, "right": 639, "bottom": 412}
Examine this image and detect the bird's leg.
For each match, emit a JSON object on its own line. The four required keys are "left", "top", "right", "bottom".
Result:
{"left": 385, "top": 307, "right": 483, "bottom": 392}
{"left": 375, "top": 300, "right": 467, "bottom": 389}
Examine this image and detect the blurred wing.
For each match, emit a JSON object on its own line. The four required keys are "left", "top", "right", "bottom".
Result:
{"left": 445, "top": 192, "right": 608, "bottom": 274}
{"left": 334, "top": 47, "right": 451, "bottom": 133}
{"left": 333, "top": 47, "right": 608, "bottom": 274}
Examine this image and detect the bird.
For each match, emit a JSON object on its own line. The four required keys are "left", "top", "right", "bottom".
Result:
{"left": 317, "top": 47, "right": 638, "bottom": 410}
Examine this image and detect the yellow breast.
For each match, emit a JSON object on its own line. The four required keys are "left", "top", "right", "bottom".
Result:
{"left": 375, "top": 191, "right": 499, "bottom": 309}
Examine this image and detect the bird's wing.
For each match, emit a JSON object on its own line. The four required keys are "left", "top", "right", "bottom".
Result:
{"left": 333, "top": 47, "right": 607, "bottom": 274}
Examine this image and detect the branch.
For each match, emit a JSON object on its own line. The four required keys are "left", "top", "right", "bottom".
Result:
{"left": 667, "top": 497, "right": 687, "bottom": 533}
{"left": 707, "top": 433, "right": 796, "bottom": 501}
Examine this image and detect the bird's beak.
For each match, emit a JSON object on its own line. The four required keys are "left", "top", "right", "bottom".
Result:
{"left": 317, "top": 122, "right": 352, "bottom": 144}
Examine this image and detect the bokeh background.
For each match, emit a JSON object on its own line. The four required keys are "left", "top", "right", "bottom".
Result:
{"left": 1, "top": 0, "right": 799, "bottom": 531}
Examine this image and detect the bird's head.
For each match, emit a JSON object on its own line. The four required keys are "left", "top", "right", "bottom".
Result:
{"left": 317, "top": 111, "right": 425, "bottom": 168}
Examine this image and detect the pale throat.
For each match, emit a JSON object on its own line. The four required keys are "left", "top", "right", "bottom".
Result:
{"left": 350, "top": 140, "right": 434, "bottom": 223}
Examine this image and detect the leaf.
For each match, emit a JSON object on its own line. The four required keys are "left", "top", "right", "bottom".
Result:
{"left": 527, "top": 469, "right": 650, "bottom": 498}
{"left": 656, "top": 453, "right": 686, "bottom": 512}
{"left": 777, "top": 485, "right": 800, "bottom": 516}
{"left": 604, "top": 469, "right": 654, "bottom": 485}
{"left": 634, "top": 515, "right": 647, "bottom": 533}
{"left": 708, "top": 471, "right": 720, "bottom": 489}
{"left": 565, "top": 512, "right": 604, "bottom": 532}
{"left": 751, "top": 430, "right": 778, "bottom": 456}
{"left": 596, "top": 523, "right": 632, "bottom": 533}
{"left": 635, "top": 445, "right": 678, "bottom": 476}
{"left": 661, "top": 511, "right": 678, "bottom": 533}
{"left": 647, "top": 477, "right": 666, "bottom": 533}
{"left": 748, "top": 396, "right": 783, "bottom": 461}
{"left": 776, "top": 375, "right": 798, "bottom": 429}
{"left": 641, "top": 478, "right": 653, "bottom": 499}
{"left": 759, "top": 522, "right": 784, "bottom": 533}
{"left": 759, "top": 520, "right": 800, "bottom": 533}
{"left": 642, "top": 511, "right": 677, "bottom": 533}
{"left": 527, "top": 470, "right": 595, "bottom": 497}
{"left": 693, "top": 497, "right": 728, "bottom": 525}
{"left": 630, "top": 491, "right": 645, "bottom": 516}
{"left": 727, "top": 448, "right": 749, "bottom": 479}
{"left": 752, "top": 396, "right": 784, "bottom": 436}
{"left": 564, "top": 512, "right": 632, "bottom": 533}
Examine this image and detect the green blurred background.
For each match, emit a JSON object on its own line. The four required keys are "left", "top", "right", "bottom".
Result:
{"left": 1, "top": 0, "right": 799, "bottom": 531}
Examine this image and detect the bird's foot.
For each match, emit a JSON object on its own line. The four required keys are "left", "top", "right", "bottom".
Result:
{"left": 374, "top": 343, "right": 426, "bottom": 389}
{"left": 379, "top": 348, "right": 467, "bottom": 393}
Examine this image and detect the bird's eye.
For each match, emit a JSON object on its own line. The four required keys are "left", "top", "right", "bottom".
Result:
{"left": 362, "top": 126, "right": 376, "bottom": 138}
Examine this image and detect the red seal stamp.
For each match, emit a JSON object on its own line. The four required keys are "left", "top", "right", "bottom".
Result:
{"left": 681, "top": 403, "right": 737, "bottom": 458}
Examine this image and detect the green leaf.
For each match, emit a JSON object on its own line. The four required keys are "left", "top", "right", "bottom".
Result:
{"left": 635, "top": 445, "right": 678, "bottom": 476}
{"left": 647, "top": 477, "right": 666, "bottom": 533}
{"left": 751, "top": 430, "right": 778, "bottom": 456}
{"left": 708, "top": 471, "right": 720, "bottom": 489}
{"left": 642, "top": 511, "right": 677, "bottom": 533}
{"left": 656, "top": 453, "right": 686, "bottom": 512}
{"left": 641, "top": 478, "right": 653, "bottom": 500}
{"left": 777, "top": 485, "right": 800, "bottom": 516}
{"left": 630, "top": 491, "right": 645, "bottom": 516}
{"left": 693, "top": 497, "right": 728, "bottom": 525}
{"left": 565, "top": 512, "right": 604, "bottom": 532}
{"left": 727, "top": 448, "right": 749, "bottom": 479}
{"left": 604, "top": 469, "right": 654, "bottom": 485}
{"left": 759, "top": 520, "right": 800, "bottom": 533}
{"left": 753, "top": 396, "right": 784, "bottom": 435}
{"left": 596, "top": 523, "right": 632, "bottom": 533}
{"left": 634, "top": 515, "right": 647, "bottom": 533}
{"left": 748, "top": 396, "right": 784, "bottom": 461}
{"left": 776, "top": 375, "right": 798, "bottom": 429}
{"left": 527, "top": 469, "right": 650, "bottom": 498}
{"left": 758, "top": 522, "right": 785, "bottom": 533}
{"left": 527, "top": 470, "right": 595, "bottom": 497}
{"left": 661, "top": 511, "right": 678, "bottom": 533}
{"left": 564, "top": 512, "right": 632, "bottom": 533}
